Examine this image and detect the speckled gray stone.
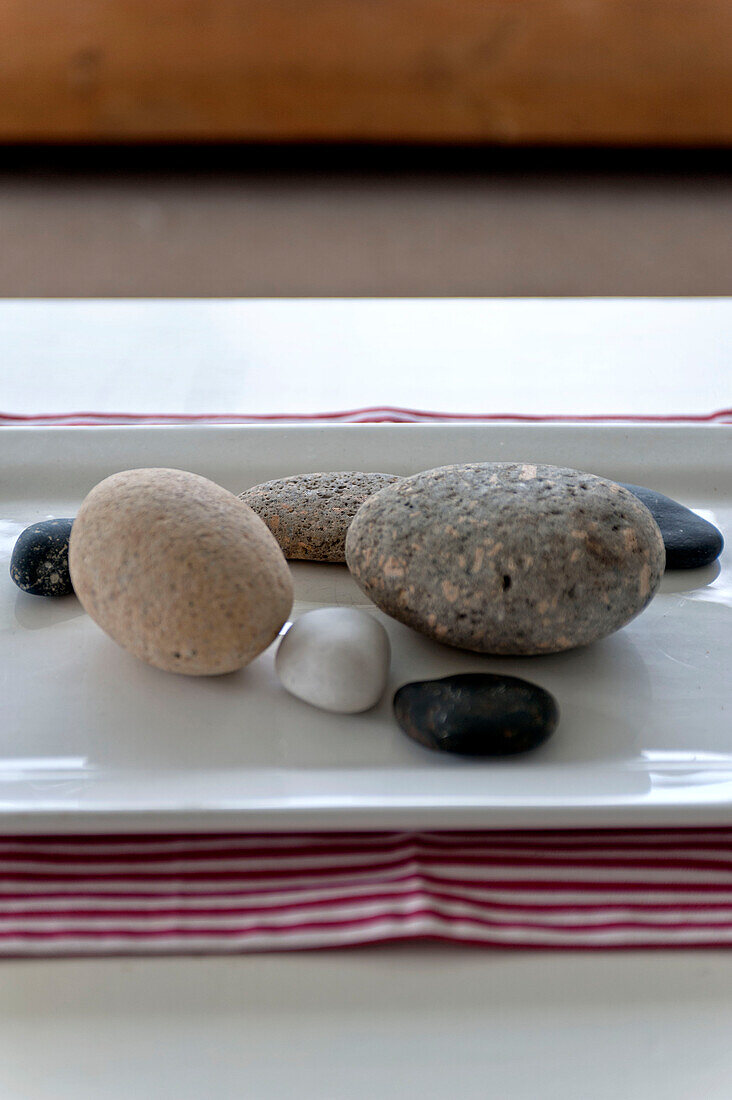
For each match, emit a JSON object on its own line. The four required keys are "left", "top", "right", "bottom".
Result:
{"left": 239, "top": 472, "right": 402, "bottom": 562}
{"left": 345, "top": 462, "right": 666, "bottom": 655}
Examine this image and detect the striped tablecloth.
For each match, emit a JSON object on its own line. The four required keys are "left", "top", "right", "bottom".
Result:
{"left": 4, "top": 830, "right": 732, "bottom": 955}
{"left": 3, "top": 407, "right": 730, "bottom": 954}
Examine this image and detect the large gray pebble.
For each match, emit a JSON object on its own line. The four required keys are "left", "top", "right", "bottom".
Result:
{"left": 345, "top": 462, "right": 665, "bottom": 655}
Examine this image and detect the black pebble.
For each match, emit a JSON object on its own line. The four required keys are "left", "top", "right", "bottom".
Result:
{"left": 619, "top": 483, "right": 724, "bottom": 570}
{"left": 393, "top": 673, "right": 559, "bottom": 757}
{"left": 10, "top": 519, "right": 75, "bottom": 597}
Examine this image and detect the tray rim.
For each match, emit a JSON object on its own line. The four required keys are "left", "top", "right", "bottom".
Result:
{"left": 1, "top": 421, "right": 730, "bottom": 834}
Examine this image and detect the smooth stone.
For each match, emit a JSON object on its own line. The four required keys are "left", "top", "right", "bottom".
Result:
{"left": 346, "top": 462, "right": 666, "bottom": 655}
{"left": 393, "top": 673, "right": 559, "bottom": 756}
{"left": 69, "top": 468, "right": 293, "bottom": 675}
{"left": 275, "top": 607, "right": 390, "bottom": 713}
{"left": 619, "top": 483, "right": 724, "bottom": 570}
{"left": 239, "top": 472, "right": 402, "bottom": 562}
{"left": 10, "top": 518, "right": 75, "bottom": 597}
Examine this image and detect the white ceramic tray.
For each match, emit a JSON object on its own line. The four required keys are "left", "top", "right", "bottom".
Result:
{"left": 0, "top": 424, "right": 729, "bottom": 833}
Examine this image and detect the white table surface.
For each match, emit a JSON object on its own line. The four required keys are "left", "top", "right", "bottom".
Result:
{"left": 1, "top": 297, "right": 730, "bottom": 417}
{"left": 1, "top": 298, "right": 731, "bottom": 1100}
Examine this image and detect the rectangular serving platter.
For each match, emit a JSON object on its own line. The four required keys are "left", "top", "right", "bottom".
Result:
{"left": 0, "top": 424, "right": 729, "bottom": 833}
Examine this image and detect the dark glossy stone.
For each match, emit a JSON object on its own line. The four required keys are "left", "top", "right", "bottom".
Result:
{"left": 10, "top": 519, "right": 75, "bottom": 596}
{"left": 619, "top": 483, "right": 724, "bottom": 570}
{"left": 393, "top": 673, "right": 559, "bottom": 756}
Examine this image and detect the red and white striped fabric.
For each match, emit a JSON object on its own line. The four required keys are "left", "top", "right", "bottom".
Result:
{"left": 5, "top": 830, "right": 732, "bottom": 955}
{"left": 2, "top": 406, "right": 732, "bottom": 426}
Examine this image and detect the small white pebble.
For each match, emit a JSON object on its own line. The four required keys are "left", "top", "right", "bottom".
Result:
{"left": 275, "top": 607, "right": 390, "bottom": 714}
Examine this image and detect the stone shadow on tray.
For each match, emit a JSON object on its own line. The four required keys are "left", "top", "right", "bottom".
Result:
{"left": 502, "top": 632, "right": 652, "bottom": 768}
{"left": 658, "top": 559, "right": 721, "bottom": 595}
{"left": 13, "top": 590, "right": 86, "bottom": 629}
{"left": 77, "top": 634, "right": 285, "bottom": 770}
{"left": 388, "top": 619, "right": 651, "bottom": 769}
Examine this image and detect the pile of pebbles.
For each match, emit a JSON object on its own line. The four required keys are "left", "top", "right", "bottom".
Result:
{"left": 10, "top": 462, "right": 723, "bottom": 757}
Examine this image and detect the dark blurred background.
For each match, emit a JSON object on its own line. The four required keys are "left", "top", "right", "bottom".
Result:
{"left": 1, "top": 0, "right": 731, "bottom": 296}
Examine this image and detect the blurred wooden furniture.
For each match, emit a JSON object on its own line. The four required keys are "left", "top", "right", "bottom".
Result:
{"left": 3, "top": 0, "right": 731, "bottom": 143}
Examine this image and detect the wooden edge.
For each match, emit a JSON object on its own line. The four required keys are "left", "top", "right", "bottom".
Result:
{"left": 2, "top": 0, "right": 732, "bottom": 144}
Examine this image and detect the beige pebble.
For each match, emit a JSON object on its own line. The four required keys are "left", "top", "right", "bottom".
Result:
{"left": 69, "top": 468, "right": 293, "bottom": 675}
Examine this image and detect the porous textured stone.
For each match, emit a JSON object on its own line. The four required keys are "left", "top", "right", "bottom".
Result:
{"left": 393, "top": 673, "right": 559, "bottom": 756}
{"left": 619, "top": 482, "right": 724, "bottom": 570}
{"left": 275, "top": 607, "right": 390, "bottom": 713}
{"left": 345, "top": 462, "right": 666, "bottom": 655}
{"left": 69, "top": 468, "right": 293, "bottom": 675}
{"left": 10, "top": 518, "right": 75, "bottom": 597}
{"left": 239, "top": 472, "right": 402, "bottom": 562}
